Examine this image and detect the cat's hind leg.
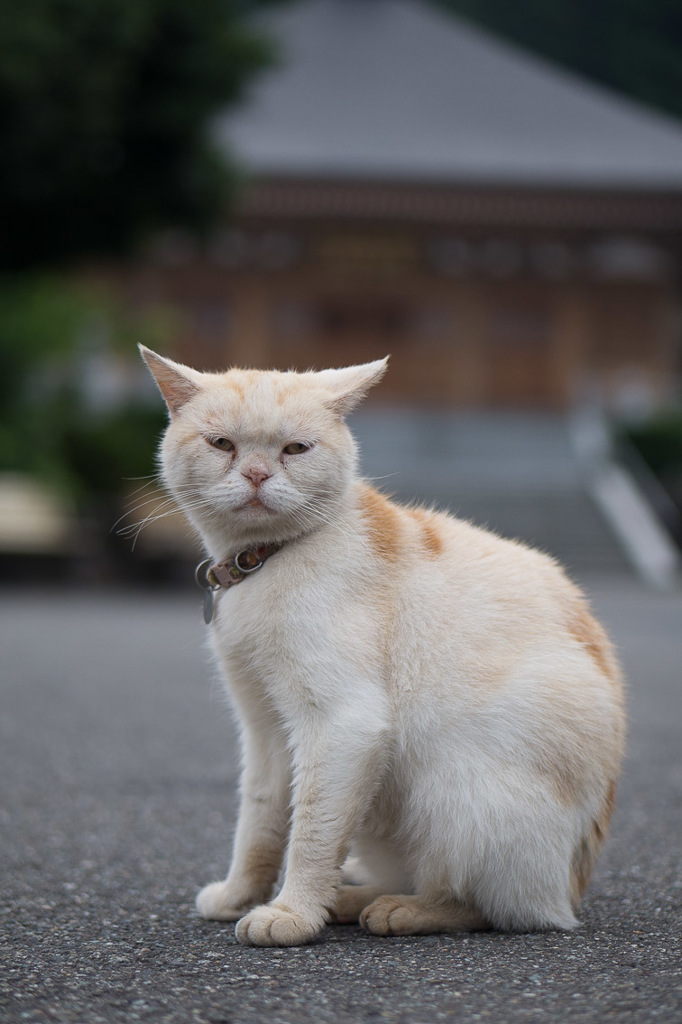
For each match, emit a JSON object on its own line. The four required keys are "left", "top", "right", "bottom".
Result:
{"left": 332, "top": 836, "right": 412, "bottom": 923}
{"left": 339, "top": 855, "right": 369, "bottom": 885}
{"left": 360, "top": 894, "right": 487, "bottom": 936}
{"left": 331, "top": 885, "right": 388, "bottom": 924}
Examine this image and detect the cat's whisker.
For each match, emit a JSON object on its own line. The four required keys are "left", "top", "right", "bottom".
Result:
{"left": 113, "top": 494, "right": 184, "bottom": 536}
{"left": 121, "top": 484, "right": 211, "bottom": 519}
{"left": 117, "top": 495, "right": 216, "bottom": 548}
{"left": 117, "top": 493, "right": 178, "bottom": 522}
{"left": 365, "top": 472, "right": 401, "bottom": 484}
{"left": 120, "top": 474, "right": 162, "bottom": 496}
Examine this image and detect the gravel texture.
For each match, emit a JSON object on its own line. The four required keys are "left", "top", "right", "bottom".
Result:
{"left": 1, "top": 577, "right": 681, "bottom": 1023}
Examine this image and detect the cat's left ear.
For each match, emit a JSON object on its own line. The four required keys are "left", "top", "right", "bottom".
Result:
{"left": 139, "top": 346, "right": 205, "bottom": 415}
{"left": 316, "top": 357, "right": 389, "bottom": 416}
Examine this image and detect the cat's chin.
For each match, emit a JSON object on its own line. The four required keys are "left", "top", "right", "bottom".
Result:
{"left": 235, "top": 499, "right": 291, "bottom": 529}
{"left": 227, "top": 501, "right": 296, "bottom": 542}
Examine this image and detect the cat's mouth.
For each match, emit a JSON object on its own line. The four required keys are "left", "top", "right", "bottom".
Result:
{"left": 241, "top": 497, "right": 274, "bottom": 514}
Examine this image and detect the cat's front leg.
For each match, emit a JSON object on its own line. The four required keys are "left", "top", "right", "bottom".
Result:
{"left": 196, "top": 719, "right": 291, "bottom": 922}
{"left": 235, "top": 697, "right": 389, "bottom": 947}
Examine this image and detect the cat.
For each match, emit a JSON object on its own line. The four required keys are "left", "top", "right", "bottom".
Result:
{"left": 140, "top": 346, "right": 625, "bottom": 947}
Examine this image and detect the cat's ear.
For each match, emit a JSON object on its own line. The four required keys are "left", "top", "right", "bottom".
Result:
{"left": 139, "top": 346, "right": 204, "bottom": 415}
{"left": 316, "top": 357, "right": 389, "bottom": 416}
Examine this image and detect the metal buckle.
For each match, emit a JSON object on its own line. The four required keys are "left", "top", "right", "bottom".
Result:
{"left": 195, "top": 558, "right": 218, "bottom": 591}
{"left": 195, "top": 558, "right": 220, "bottom": 624}
{"left": 234, "top": 549, "right": 264, "bottom": 574}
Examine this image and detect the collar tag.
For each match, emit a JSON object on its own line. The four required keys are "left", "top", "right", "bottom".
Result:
{"left": 194, "top": 544, "right": 282, "bottom": 624}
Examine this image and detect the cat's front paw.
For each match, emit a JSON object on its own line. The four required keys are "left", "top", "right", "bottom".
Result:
{"left": 235, "top": 903, "right": 320, "bottom": 947}
{"left": 196, "top": 881, "right": 255, "bottom": 922}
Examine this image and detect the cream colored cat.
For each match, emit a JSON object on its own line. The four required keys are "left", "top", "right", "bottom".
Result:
{"left": 140, "top": 347, "right": 625, "bottom": 947}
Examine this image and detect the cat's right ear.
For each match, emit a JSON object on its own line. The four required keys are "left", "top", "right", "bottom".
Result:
{"left": 139, "top": 346, "right": 204, "bottom": 415}
{"left": 315, "top": 357, "right": 389, "bottom": 416}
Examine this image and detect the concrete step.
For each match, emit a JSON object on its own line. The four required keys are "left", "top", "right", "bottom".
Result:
{"left": 351, "top": 408, "right": 632, "bottom": 574}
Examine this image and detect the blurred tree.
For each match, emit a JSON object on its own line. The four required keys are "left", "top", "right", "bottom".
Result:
{"left": 434, "top": 0, "right": 682, "bottom": 123}
{"left": 0, "top": 275, "right": 172, "bottom": 500}
{"left": 0, "top": 0, "right": 289, "bottom": 270}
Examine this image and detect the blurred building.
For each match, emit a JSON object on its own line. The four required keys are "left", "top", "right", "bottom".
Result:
{"left": 123, "top": 0, "right": 682, "bottom": 408}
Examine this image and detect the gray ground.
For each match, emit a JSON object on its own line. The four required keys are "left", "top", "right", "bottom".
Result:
{"left": 1, "top": 575, "right": 681, "bottom": 1023}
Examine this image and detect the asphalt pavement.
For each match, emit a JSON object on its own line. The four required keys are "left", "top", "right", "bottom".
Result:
{"left": 1, "top": 574, "right": 681, "bottom": 1023}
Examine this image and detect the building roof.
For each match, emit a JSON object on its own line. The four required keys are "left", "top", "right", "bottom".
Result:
{"left": 214, "top": 0, "right": 682, "bottom": 189}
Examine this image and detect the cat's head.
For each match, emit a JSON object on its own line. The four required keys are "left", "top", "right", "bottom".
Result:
{"left": 140, "top": 347, "right": 388, "bottom": 552}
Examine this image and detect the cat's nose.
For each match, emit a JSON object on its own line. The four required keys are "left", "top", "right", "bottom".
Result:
{"left": 242, "top": 466, "right": 271, "bottom": 488}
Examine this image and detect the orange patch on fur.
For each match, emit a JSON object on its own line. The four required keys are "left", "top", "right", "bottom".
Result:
{"left": 359, "top": 484, "right": 403, "bottom": 562}
{"left": 595, "top": 778, "right": 617, "bottom": 843}
{"left": 568, "top": 602, "right": 619, "bottom": 685}
{"left": 410, "top": 508, "right": 444, "bottom": 558}
{"left": 545, "top": 760, "right": 582, "bottom": 808}
{"left": 570, "top": 779, "right": 617, "bottom": 902}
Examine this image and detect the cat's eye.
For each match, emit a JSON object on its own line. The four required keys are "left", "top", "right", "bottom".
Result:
{"left": 209, "top": 437, "right": 235, "bottom": 452}
{"left": 283, "top": 442, "right": 311, "bottom": 456}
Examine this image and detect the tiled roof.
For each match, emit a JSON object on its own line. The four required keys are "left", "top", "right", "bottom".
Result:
{"left": 215, "top": 0, "right": 682, "bottom": 189}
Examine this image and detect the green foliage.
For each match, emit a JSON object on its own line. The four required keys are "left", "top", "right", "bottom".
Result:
{"left": 0, "top": 0, "right": 289, "bottom": 508}
{"left": 624, "top": 408, "right": 682, "bottom": 476}
{"left": 58, "top": 403, "right": 168, "bottom": 501}
{"left": 434, "top": 0, "right": 682, "bottom": 122}
{"left": 0, "top": 0, "right": 283, "bottom": 270}
{"left": 0, "top": 276, "right": 93, "bottom": 410}
{"left": 0, "top": 274, "right": 170, "bottom": 501}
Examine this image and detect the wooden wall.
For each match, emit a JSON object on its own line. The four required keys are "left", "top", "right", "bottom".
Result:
{"left": 121, "top": 221, "right": 680, "bottom": 409}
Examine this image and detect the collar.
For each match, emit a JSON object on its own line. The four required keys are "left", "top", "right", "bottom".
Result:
{"left": 194, "top": 543, "right": 283, "bottom": 624}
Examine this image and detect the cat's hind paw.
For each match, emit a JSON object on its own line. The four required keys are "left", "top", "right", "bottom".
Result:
{"left": 196, "top": 881, "right": 252, "bottom": 922}
{"left": 331, "top": 884, "right": 387, "bottom": 924}
{"left": 360, "top": 894, "right": 486, "bottom": 936}
{"left": 235, "top": 903, "right": 320, "bottom": 947}
{"left": 360, "top": 894, "right": 420, "bottom": 935}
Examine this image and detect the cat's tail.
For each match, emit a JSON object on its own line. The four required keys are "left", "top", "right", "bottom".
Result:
{"left": 569, "top": 778, "right": 618, "bottom": 906}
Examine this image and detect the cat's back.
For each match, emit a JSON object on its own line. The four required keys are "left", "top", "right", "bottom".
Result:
{"left": 356, "top": 479, "right": 574, "bottom": 601}
{"left": 354, "top": 481, "right": 622, "bottom": 696}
